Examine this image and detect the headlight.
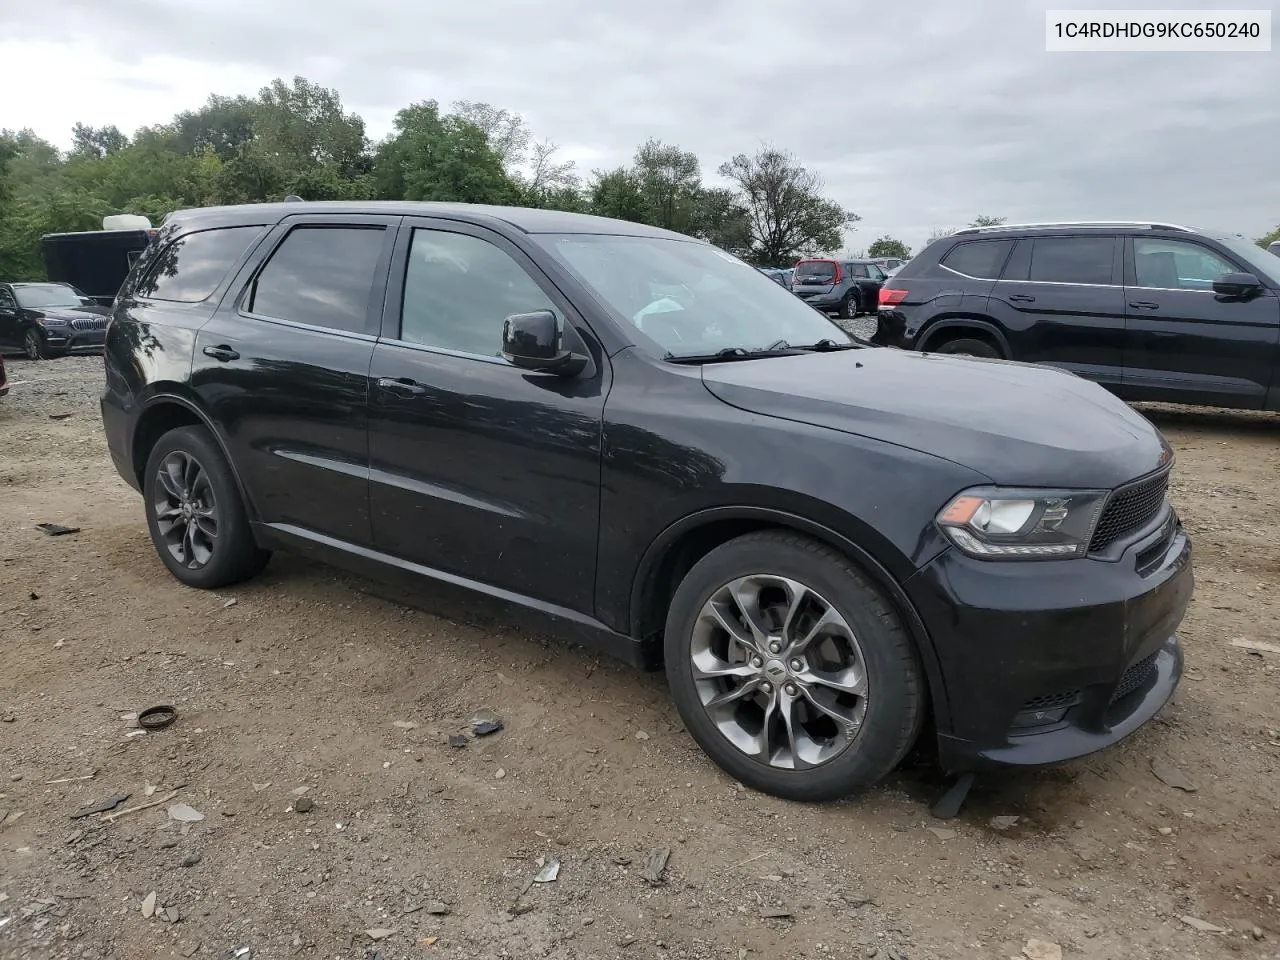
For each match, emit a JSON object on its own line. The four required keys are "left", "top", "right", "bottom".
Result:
{"left": 38, "top": 316, "right": 68, "bottom": 326}
{"left": 936, "top": 487, "right": 1108, "bottom": 560}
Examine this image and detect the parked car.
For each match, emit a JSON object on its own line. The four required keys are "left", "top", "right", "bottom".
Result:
{"left": 756, "top": 267, "right": 791, "bottom": 290}
{"left": 1268, "top": 239, "right": 1280, "bottom": 257}
{"left": 871, "top": 257, "right": 907, "bottom": 273}
{"left": 0, "top": 282, "right": 111, "bottom": 360}
{"left": 102, "top": 201, "right": 1191, "bottom": 801}
{"left": 792, "top": 257, "right": 888, "bottom": 318}
{"left": 0, "top": 354, "right": 8, "bottom": 399}
{"left": 875, "top": 221, "right": 1280, "bottom": 411}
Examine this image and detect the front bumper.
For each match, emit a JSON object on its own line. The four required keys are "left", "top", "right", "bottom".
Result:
{"left": 43, "top": 327, "right": 107, "bottom": 353}
{"left": 907, "top": 509, "right": 1193, "bottom": 772}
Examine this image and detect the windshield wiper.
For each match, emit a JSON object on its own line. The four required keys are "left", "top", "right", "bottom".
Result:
{"left": 793, "top": 338, "right": 861, "bottom": 351}
{"left": 666, "top": 344, "right": 800, "bottom": 364}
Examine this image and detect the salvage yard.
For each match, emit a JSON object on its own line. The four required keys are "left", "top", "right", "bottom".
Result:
{"left": 1, "top": 356, "right": 1278, "bottom": 960}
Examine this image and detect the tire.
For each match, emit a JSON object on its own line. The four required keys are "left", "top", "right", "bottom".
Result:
{"left": 839, "top": 292, "right": 860, "bottom": 319}
{"left": 142, "top": 425, "right": 270, "bottom": 589}
{"left": 663, "top": 531, "right": 925, "bottom": 802}
{"left": 23, "top": 327, "right": 47, "bottom": 361}
{"left": 933, "top": 337, "right": 1000, "bottom": 359}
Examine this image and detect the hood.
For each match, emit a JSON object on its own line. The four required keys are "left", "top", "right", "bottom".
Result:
{"left": 35, "top": 306, "right": 108, "bottom": 321}
{"left": 701, "top": 348, "right": 1169, "bottom": 489}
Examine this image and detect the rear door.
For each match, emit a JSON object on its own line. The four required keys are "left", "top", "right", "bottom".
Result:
{"left": 988, "top": 234, "right": 1126, "bottom": 386}
{"left": 1122, "top": 235, "right": 1280, "bottom": 407}
{"left": 190, "top": 214, "right": 399, "bottom": 547}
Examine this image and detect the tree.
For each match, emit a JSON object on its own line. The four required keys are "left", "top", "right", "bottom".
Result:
{"left": 717, "top": 146, "right": 857, "bottom": 265}
{"left": 689, "top": 186, "right": 751, "bottom": 254}
{"left": 70, "top": 123, "right": 129, "bottom": 159}
{"left": 926, "top": 226, "right": 957, "bottom": 245}
{"left": 867, "top": 236, "right": 910, "bottom": 259}
{"left": 251, "top": 76, "right": 368, "bottom": 178}
{"left": 450, "top": 100, "right": 531, "bottom": 171}
{"left": 373, "top": 101, "right": 516, "bottom": 204}
{"left": 589, "top": 167, "right": 647, "bottom": 223}
{"left": 633, "top": 138, "right": 702, "bottom": 233}
{"left": 969, "top": 214, "right": 1005, "bottom": 227}
{"left": 1257, "top": 224, "right": 1280, "bottom": 249}
{"left": 172, "top": 94, "right": 256, "bottom": 161}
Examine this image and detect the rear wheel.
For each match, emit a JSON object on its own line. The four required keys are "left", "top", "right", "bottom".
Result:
{"left": 839, "top": 292, "right": 860, "bottom": 319}
{"left": 663, "top": 531, "right": 925, "bottom": 802}
{"left": 143, "top": 425, "right": 270, "bottom": 589}
{"left": 23, "top": 327, "right": 46, "bottom": 361}
{"left": 933, "top": 336, "right": 1000, "bottom": 359}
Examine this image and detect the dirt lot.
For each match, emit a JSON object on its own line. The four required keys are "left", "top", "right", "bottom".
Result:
{"left": 1, "top": 355, "right": 1278, "bottom": 960}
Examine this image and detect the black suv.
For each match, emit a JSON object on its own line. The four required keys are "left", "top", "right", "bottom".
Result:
{"left": 101, "top": 202, "right": 1192, "bottom": 801}
{"left": 791, "top": 257, "right": 888, "bottom": 318}
{"left": 0, "top": 282, "right": 110, "bottom": 360}
{"left": 874, "top": 221, "right": 1280, "bottom": 411}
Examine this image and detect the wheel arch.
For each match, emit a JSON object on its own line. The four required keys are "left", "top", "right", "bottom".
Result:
{"left": 629, "top": 506, "right": 952, "bottom": 731}
{"left": 130, "top": 393, "right": 259, "bottom": 520}
{"left": 918, "top": 316, "right": 1010, "bottom": 357}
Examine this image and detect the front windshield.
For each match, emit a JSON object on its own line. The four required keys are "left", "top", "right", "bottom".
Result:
{"left": 534, "top": 234, "right": 852, "bottom": 357}
{"left": 1215, "top": 236, "right": 1280, "bottom": 282}
{"left": 14, "top": 284, "right": 89, "bottom": 309}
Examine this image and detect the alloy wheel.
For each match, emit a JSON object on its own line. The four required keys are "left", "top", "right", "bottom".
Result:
{"left": 152, "top": 450, "right": 219, "bottom": 569}
{"left": 24, "top": 329, "right": 41, "bottom": 360}
{"left": 689, "top": 574, "right": 869, "bottom": 770}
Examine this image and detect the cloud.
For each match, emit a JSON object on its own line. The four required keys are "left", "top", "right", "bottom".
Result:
{"left": 3, "top": 0, "right": 1277, "bottom": 252}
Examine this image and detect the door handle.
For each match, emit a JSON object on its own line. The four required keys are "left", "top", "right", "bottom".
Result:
{"left": 1008, "top": 294, "right": 1036, "bottom": 303}
{"left": 377, "top": 377, "right": 427, "bottom": 396}
{"left": 202, "top": 344, "right": 240, "bottom": 362}
{"left": 1128, "top": 301, "right": 1160, "bottom": 310}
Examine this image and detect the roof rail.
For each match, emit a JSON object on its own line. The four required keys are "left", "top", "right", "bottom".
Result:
{"left": 953, "top": 221, "right": 1195, "bottom": 235}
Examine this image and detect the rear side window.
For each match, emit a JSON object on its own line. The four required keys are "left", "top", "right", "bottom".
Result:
{"left": 849, "top": 263, "right": 870, "bottom": 278}
{"left": 247, "top": 226, "right": 386, "bottom": 335}
{"left": 1028, "top": 237, "right": 1115, "bottom": 285}
{"left": 940, "top": 240, "right": 1013, "bottom": 279}
{"left": 795, "top": 260, "right": 837, "bottom": 282}
{"left": 137, "top": 226, "right": 265, "bottom": 302}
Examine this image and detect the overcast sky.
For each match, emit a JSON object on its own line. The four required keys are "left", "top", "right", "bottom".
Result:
{"left": 2, "top": 0, "right": 1278, "bottom": 254}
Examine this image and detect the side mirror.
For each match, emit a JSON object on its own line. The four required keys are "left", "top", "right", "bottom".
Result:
{"left": 501, "top": 310, "right": 588, "bottom": 376}
{"left": 1213, "top": 272, "right": 1263, "bottom": 299}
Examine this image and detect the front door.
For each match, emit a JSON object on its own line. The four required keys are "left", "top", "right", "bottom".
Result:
{"left": 1122, "top": 235, "right": 1280, "bottom": 408}
{"left": 0, "top": 286, "right": 18, "bottom": 349}
{"left": 988, "top": 234, "right": 1126, "bottom": 387}
{"left": 366, "top": 218, "right": 608, "bottom": 614}
{"left": 190, "top": 215, "right": 399, "bottom": 546}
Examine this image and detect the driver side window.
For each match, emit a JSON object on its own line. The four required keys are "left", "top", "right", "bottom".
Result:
{"left": 400, "top": 229, "right": 556, "bottom": 357}
{"left": 0, "top": 288, "right": 15, "bottom": 310}
{"left": 1133, "top": 238, "right": 1236, "bottom": 291}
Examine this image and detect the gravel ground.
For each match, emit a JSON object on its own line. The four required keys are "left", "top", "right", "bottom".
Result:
{"left": 1, "top": 353, "right": 1278, "bottom": 960}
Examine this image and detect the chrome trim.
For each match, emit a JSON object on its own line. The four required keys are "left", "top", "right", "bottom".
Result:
{"left": 376, "top": 337, "right": 508, "bottom": 365}
{"left": 955, "top": 221, "right": 1195, "bottom": 235}
{"left": 234, "top": 309, "right": 379, "bottom": 342}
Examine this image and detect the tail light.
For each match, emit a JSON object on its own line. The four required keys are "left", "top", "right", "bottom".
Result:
{"left": 879, "top": 287, "right": 908, "bottom": 307}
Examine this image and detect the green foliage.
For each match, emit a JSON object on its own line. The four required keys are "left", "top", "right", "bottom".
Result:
{"left": 968, "top": 214, "right": 1005, "bottom": 227}
{"left": 1257, "top": 224, "right": 1280, "bottom": 249}
{"left": 867, "top": 236, "right": 911, "bottom": 259}
{"left": 0, "top": 77, "right": 854, "bottom": 280}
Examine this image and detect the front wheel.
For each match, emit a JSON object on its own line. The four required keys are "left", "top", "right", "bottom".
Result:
{"left": 663, "top": 531, "right": 925, "bottom": 802}
{"left": 142, "top": 425, "right": 270, "bottom": 589}
{"left": 23, "top": 327, "right": 47, "bottom": 361}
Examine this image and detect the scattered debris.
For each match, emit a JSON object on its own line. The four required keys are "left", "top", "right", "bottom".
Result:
{"left": 290, "top": 786, "right": 310, "bottom": 797}
{"left": 141, "top": 891, "right": 157, "bottom": 919}
{"left": 161, "top": 906, "right": 181, "bottom": 923}
{"left": 252, "top": 782, "right": 271, "bottom": 792}
{"left": 425, "top": 902, "right": 451, "bottom": 916}
{"left": 230, "top": 947, "right": 252, "bottom": 959}
{"left": 222, "top": 598, "right": 238, "bottom": 608}
{"left": 1229, "top": 637, "right": 1280, "bottom": 655}
{"left": 392, "top": 720, "right": 419, "bottom": 730}
{"left": 612, "top": 855, "right": 632, "bottom": 866}
{"left": 366, "top": 928, "right": 396, "bottom": 940}
{"left": 1022, "top": 940, "right": 1062, "bottom": 960}
{"left": 181, "top": 852, "right": 202, "bottom": 868}
{"left": 618, "top": 936, "right": 638, "bottom": 948}
{"left": 138, "top": 705, "right": 178, "bottom": 730}
{"left": 728, "top": 851, "right": 768, "bottom": 870}
{"left": 635, "top": 730, "right": 650, "bottom": 741}
{"left": 507, "top": 901, "right": 534, "bottom": 916}
{"left": 421, "top": 936, "right": 438, "bottom": 946}
{"left": 48, "top": 412, "right": 73, "bottom": 420}
{"left": 294, "top": 798, "right": 314, "bottom": 814}
{"left": 167, "top": 803, "right": 205, "bottom": 823}
{"left": 760, "top": 907, "right": 794, "bottom": 920}
{"left": 473, "top": 720, "right": 503, "bottom": 737}
{"left": 926, "top": 827, "right": 957, "bottom": 841}
{"left": 0, "top": 918, "right": 11, "bottom": 931}
{"left": 639, "top": 847, "right": 671, "bottom": 885}
{"left": 1151, "top": 758, "right": 1198, "bottom": 792}
{"left": 125, "top": 729, "right": 147, "bottom": 739}
{"left": 989, "top": 816, "right": 1020, "bottom": 831}
{"left": 70, "top": 793, "right": 130, "bottom": 819}
{"left": 46, "top": 772, "right": 96, "bottom": 784}
{"left": 1158, "top": 826, "right": 1174, "bottom": 836}
{"left": 181, "top": 942, "right": 201, "bottom": 958}
{"left": 534, "top": 857, "right": 561, "bottom": 883}
{"left": 0, "top": 713, "right": 14, "bottom": 723}
{"left": 448, "top": 735, "right": 469, "bottom": 749}
{"left": 1179, "top": 915, "right": 1226, "bottom": 933}
{"left": 103, "top": 789, "right": 180, "bottom": 823}
{"left": 494, "top": 768, "right": 506, "bottom": 780}
{"left": 36, "top": 523, "right": 80, "bottom": 536}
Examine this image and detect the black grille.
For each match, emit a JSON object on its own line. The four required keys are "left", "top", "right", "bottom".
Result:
{"left": 1089, "top": 470, "right": 1170, "bottom": 553}
{"left": 1110, "top": 651, "right": 1159, "bottom": 704}
{"left": 1022, "top": 689, "right": 1082, "bottom": 711}
{"left": 70, "top": 316, "right": 107, "bottom": 331}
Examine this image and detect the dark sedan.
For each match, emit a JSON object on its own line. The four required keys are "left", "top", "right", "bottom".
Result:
{"left": 0, "top": 282, "right": 110, "bottom": 360}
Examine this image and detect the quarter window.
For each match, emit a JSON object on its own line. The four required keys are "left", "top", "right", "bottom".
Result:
{"left": 399, "top": 229, "right": 555, "bottom": 357}
{"left": 941, "top": 239, "right": 1013, "bottom": 279}
{"left": 1133, "top": 238, "right": 1236, "bottom": 291}
{"left": 0, "top": 288, "right": 15, "bottom": 309}
{"left": 1028, "top": 237, "right": 1115, "bottom": 285}
{"left": 247, "top": 226, "right": 386, "bottom": 335}
{"left": 137, "top": 226, "right": 265, "bottom": 302}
